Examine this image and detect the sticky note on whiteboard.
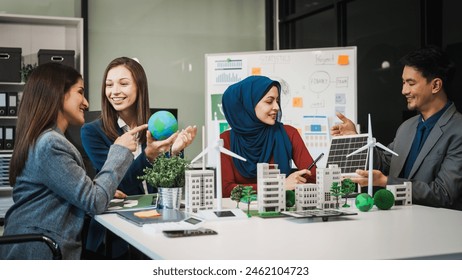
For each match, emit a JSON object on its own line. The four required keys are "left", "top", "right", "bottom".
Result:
{"left": 292, "top": 97, "right": 303, "bottom": 108}
{"left": 251, "top": 67, "right": 262, "bottom": 75}
{"left": 338, "top": 55, "right": 349, "bottom": 65}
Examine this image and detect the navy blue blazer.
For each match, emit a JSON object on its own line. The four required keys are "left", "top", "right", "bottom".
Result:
{"left": 81, "top": 119, "right": 154, "bottom": 195}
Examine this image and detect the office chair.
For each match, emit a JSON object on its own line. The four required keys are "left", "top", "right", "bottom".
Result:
{"left": 0, "top": 233, "right": 62, "bottom": 260}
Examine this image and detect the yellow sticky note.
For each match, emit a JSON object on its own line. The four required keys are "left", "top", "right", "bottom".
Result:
{"left": 292, "top": 97, "right": 303, "bottom": 108}
{"left": 338, "top": 55, "right": 349, "bottom": 65}
{"left": 251, "top": 67, "right": 261, "bottom": 75}
{"left": 134, "top": 210, "right": 161, "bottom": 218}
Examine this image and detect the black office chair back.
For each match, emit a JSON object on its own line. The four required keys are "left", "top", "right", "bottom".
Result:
{"left": 0, "top": 233, "right": 62, "bottom": 260}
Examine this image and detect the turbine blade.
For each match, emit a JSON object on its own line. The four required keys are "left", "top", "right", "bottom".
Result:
{"left": 190, "top": 147, "right": 211, "bottom": 164}
{"left": 218, "top": 146, "right": 247, "bottom": 161}
{"left": 346, "top": 143, "right": 371, "bottom": 157}
{"left": 368, "top": 114, "right": 373, "bottom": 142}
{"left": 376, "top": 142, "right": 399, "bottom": 156}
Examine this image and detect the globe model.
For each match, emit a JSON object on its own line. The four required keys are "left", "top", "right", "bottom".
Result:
{"left": 355, "top": 193, "right": 374, "bottom": 212}
{"left": 148, "top": 111, "right": 178, "bottom": 140}
{"left": 374, "top": 189, "right": 395, "bottom": 210}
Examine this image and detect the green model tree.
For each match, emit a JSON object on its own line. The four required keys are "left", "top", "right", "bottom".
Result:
{"left": 330, "top": 182, "right": 342, "bottom": 208}
{"left": 340, "top": 178, "right": 356, "bottom": 208}
{"left": 241, "top": 186, "right": 256, "bottom": 217}
{"left": 230, "top": 185, "right": 245, "bottom": 208}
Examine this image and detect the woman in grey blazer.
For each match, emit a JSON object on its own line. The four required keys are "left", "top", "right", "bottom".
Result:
{"left": 0, "top": 63, "right": 147, "bottom": 259}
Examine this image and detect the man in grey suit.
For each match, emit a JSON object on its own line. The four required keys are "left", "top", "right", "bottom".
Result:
{"left": 331, "top": 46, "right": 462, "bottom": 210}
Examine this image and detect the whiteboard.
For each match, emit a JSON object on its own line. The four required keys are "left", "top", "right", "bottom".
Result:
{"left": 205, "top": 47, "right": 357, "bottom": 168}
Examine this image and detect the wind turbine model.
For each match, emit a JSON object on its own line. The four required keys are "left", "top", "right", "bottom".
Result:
{"left": 346, "top": 114, "right": 398, "bottom": 196}
{"left": 190, "top": 125, "right": 247, "bottom": 211}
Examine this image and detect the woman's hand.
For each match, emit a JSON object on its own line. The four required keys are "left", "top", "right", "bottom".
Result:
{"left": 284, "top": 169, "right": 311, "bottom": 191}
{"left": 171, "top": 125, "right": 197, "bottom": 155}
{"left": 114, "top": 190, "right": 127, "bottom": 199}
{"left": 145, "top": 130, "right": 179, "bottom": 162}
{"left": 114, "top": 124, "right": 148, "bottom": 152}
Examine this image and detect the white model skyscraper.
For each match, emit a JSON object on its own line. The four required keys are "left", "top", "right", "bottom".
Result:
{"left": 184, "top": 169, "right": 215, "bottom": 213}
{"left": 315, "top": 164, "right": 342, "bottom": 209}
{"left": 257, "top": 163, "right": 286, "bottom": 213}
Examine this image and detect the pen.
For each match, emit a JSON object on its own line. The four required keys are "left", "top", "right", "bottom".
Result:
{"left": 307, "top": 153, "right": 324, "bottom": 170}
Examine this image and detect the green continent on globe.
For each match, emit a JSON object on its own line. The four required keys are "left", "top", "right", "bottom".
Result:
{"left": 373, "top": 189, "right": 395, "bottom": 210}
{"left": 153, "top": 118, "right": 167, "bottom": 132}
{"left": 148, "top": 111, "right": 178, "bottom": 140}
{"left": 355, "top": 193, "right": 374, "bottom": 212}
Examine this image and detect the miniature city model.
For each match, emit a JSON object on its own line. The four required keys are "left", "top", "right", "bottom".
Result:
{"left": 386, "top": 181, "right": 412, "bottom": 206}
{"left": 257, "top": 163, "right": 286, "bottom": 213}
{"left": 184, "top": 169, "right": 215, "bottom": 213}
{"left": 255, "top": 163, "right": 344, "bottom": 212}
{"left": 295, "top": 183, "right": 318, "bottom": 211}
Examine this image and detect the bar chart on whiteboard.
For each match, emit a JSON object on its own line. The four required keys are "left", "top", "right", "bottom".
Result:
{"left": 213, "top": 59, "right": 246, "bottom": 84}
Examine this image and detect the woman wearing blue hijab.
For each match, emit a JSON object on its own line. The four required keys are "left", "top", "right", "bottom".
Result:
{"left": 220, "top": 75, "right": 317, "bottom": 197}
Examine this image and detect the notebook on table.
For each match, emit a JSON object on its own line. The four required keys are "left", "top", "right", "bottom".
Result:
{"left": 116, "top": 208, "right": 187, "bottom": 227}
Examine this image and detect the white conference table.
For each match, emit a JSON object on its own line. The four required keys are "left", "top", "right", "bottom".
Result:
{"left": 95, "top": 199, "right": 462, "bottom": 260}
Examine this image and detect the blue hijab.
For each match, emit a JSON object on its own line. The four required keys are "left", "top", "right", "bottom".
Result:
{"left": 222, "top": 75, "right": 293, "bottom": 178}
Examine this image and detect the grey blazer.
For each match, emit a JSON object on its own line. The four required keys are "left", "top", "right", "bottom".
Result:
{"left": 376, "top": 103, "right": 462, "bottom": 210}
{"left": 0, "top": 128, "right": 133, "bottom": 259}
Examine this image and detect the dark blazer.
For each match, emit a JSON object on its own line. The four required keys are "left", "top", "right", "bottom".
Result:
{"left": 376, "top": 103, "right": 462, "bottom": 210}
{"left": 81, "top": 119, "right": 153, "bottom": 195}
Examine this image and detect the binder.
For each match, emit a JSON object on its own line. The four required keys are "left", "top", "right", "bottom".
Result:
{"left": 7, "top": 92, "right": 17, "bottom": 116}
{"left": 4, "top": 126, "right": 14, "bottom": 150}
{"left": 0, "top": 126, "right": 3, "bottom": 150}
{"left": 0, "top": 92, "right": 6, "bottom": 116}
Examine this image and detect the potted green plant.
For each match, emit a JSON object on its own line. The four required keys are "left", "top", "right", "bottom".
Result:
{"left": 138, "top": 152, "right": 189, "bottom": 209}
{"left": 20, "top": 63, "right": 37, "bottom": 83}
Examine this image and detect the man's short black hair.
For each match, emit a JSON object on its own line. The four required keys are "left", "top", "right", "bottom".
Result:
{"left": 400, "top": 45, "right": 456, "bottom": 92}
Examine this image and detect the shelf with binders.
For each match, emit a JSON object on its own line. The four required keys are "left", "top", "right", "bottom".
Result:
{"left": 0, "top": 82, "right": 20, "bottom": 191}
{"left": 0, "top": 82, "right": 22, "bottom": 116}
{"left": 0, "top": 90, "right": 19, "bottom": 154}
{"left": 0, "top": 125, "right": 16, "bottom": 154}
{"left": 0, "top": 13, "right": 85, "bottom": 210}
{"left": 0, "top": 153, "right": 12, "bottom": 190}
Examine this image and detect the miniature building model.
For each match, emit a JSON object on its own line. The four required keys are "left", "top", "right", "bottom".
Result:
{"left": 295, "top": 183, "right": 318, "bottom": 211}
{"left": 257, "top": 163, "right": 286, "bottom": 213}
{"left": 315, "top": 164, "right": 342, "bottom": 209}
{"left": 387, "top": 181, "right": 412, "bottom": 206}
{"left": 184, "top": 169, "right": 215, "bottom": 213}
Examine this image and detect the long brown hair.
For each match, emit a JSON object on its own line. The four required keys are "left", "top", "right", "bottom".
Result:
{"left": 100, "top": 57, "right": 151, "bottom": 143}
{"left": 9, "top": 63, "right": 82, "bottom": 185}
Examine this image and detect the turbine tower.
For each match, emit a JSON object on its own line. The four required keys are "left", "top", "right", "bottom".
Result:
{"left": 346, "top": 114, "right": 398, "bottom": 196}
{"left": 190, "top": 125, "right": 247, "bottom": 210}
